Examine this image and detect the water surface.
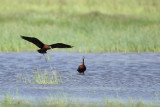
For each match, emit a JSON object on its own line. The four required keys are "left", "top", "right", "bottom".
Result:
{"left": 0, "top": 52, "right": 160, "bottom": 103}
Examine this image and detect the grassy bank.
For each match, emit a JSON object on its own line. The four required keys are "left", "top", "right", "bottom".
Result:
{"left": 1, "top": 102, "right": 158, "bottom": 107}
{"left": 0, "top": 0, "right": 160, "bottom": 53}
{"left": 1, "top": 95, "right": 159, "bottom": 107}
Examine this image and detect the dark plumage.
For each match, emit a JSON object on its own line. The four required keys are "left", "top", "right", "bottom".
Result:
{"left": 77, "top": 56, "right": 86, "bottom": 74}
{"left": 20, "top": 35, "right": 73, "bottom": 54}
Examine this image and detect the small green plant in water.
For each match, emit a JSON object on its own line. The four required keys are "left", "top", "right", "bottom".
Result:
{"left": 17, "top": 67, "right": 63, "bottom": 85}
{"left": 46, "top": 55, "right": 51, "bottom": 61}
{"left": 34, "top": 68, "right": 63, "bottom": 85}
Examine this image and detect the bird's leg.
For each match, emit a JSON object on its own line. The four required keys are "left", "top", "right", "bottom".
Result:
{"left": 39, "top": 55, "right": 42, "bottom": 59}
{"left": 78, "top": 72, "right": 84, "bottom": 75}
{"left": 43, "top": 54, "right": 48, "bottom": 62}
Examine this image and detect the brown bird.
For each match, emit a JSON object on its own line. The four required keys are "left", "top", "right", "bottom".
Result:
{"left": 20, "top": 35, "right": 73, "bottom": 54}
{"left": 77, "top": 56, "right": 86, "bottom": 74}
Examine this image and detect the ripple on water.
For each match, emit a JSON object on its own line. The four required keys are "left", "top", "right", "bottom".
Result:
{"left": 0, "top": 52, "right": 160, "bottom": 103}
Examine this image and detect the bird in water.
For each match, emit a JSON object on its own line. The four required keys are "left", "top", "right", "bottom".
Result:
{"left": 20, "top": 35, "right": 73, "bottom": 61}
{"left": 77, "top": 56, "right": 86, "bottom": 75}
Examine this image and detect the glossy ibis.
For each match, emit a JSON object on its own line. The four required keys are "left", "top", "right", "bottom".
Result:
{"left": 21, "top": 35, "right": 73, "bottom": 54}
{"left": 20, "top": 35, "right": 73, "bottom": 61}
{"left": 77, "top": 56, "right": 86, "bottom": 74}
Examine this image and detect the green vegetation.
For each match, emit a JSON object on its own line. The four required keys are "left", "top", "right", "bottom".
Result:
{"left": 34, "top": 68, "right": 62, "bottom": 84}
{"left": 17, "top": 67, "right": 62, "bottom": 84}
{"left": 0, "top": 0, "right": 160, "bottom": 52}
{"left": 1, "top": 101, "right": 158, "bottom": 107}
{"left": 1, "top": 94, "right": 159, "bottom": 107}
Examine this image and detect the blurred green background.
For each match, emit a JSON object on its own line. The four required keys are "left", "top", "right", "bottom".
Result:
{"left": 0, "top": 0, "right": 160, "bottom": 52}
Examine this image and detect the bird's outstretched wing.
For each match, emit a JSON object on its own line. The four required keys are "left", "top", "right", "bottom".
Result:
{"left": 50, "top": 43, "right": 73, "bottom": 48}
{"left": 20, "top": 35, "right": 44, "bottom": 48}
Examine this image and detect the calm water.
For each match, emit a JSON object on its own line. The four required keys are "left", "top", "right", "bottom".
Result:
{"left": 0, "top": 52, "right": 160, "bottom": 103}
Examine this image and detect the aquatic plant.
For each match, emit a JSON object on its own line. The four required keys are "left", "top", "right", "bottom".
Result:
{"left": 16, "top": 67, "right": 63, "bottom": 85}
{"left": 34, "top": 68, "right": 62, "bottom": 85}
{"left": 16, "top": 71, "right": 32, "bottom": 84}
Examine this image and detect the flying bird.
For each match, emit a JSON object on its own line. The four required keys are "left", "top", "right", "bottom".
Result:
{"left": 77, "top": 56, "right": 86, "bottom": 75}
{"left": 20, "top": 35, "right": 73, "bottom": 54}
